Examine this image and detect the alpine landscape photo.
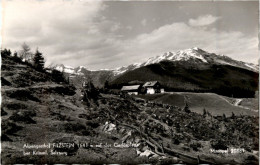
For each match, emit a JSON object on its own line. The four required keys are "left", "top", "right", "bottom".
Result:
{"left": 1, "top": 0, "right": 259, "bottom": 164}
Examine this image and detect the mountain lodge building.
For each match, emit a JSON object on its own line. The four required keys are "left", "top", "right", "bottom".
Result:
{"left": 143, "top": 81, "right": 163, "bottom": 94}
{"left": 121, "top": 81, "right": 164, "bottom": 95}
{"left": 121, "top": 85, "right": 141, "bottom": 95}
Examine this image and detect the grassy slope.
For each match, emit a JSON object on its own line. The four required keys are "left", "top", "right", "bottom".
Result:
{"left": 240, "top": 98, "right": 259, "bottom": 110}
{"left": 1, "top": 56, "right": 140, "bottom": 164}
{"left": 136, "top": 93, "right": 258, "bottom": 116}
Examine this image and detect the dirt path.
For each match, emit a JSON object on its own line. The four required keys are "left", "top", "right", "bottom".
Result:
{"left": 219, "top": 96, "right": 258, "bottom": 111}
{"left": 234, "top": 99, "right": 242, "bottom": 106}
{"left": 1, "top": 84, "right": 63, "bottom": 92}
{"left": 170, "top": 92, "right": 248, "bottom": 109}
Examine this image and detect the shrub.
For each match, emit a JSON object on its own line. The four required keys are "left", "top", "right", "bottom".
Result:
{"left": 2, "top": 120, "right": 23, "bottom": 135}
{"left": 190, "top": 142, "right": 202, "bottom": 151}
{"left": 12, "top": 54, "right": 23, "bottom": 63}
{"left": 1, "top": 77, "right": 12, "bottom": 86}
{"left": 78, "top": 114, "right": 91, "bottom": 120}
{"left": 86, "top": 120, "right": 100, "bottom": 128}
{"left": 1, "top": 134, "right": 13, "bottom": 142}
{"left": 49, "top": 86, "right": 76, "bottom": 96}
{"left": 173, "top": 138, "right": 180, "bottom": 145}
{"left": 5, "top": 103, "right": 27, "bottom": 110}
{"left": 9, "top": 111, "right": 36, "bottom": 124}
{"left": 1, "top": 108, "right": 7, "bottom": 116}
{"left": 63, "top": 122, "right": 88, "bottom": 135}
{"left": 7, "top": 90, "right": 40, "bottom": 102}
{"left": 210, "top": 139, "right": 228, "bottom": 150}
{"left": 51, "top": 69, "right": 67, "bottom": 83}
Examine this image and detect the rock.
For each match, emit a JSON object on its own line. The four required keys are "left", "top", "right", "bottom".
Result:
{"left": 140, "top": 149, "right": 153, "bottom": 157}
{"left": 102, "top": 121, "right": 116, "bottom": 133}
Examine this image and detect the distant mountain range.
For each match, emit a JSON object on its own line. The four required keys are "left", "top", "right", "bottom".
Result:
{"left": 55, "top": 47, "right": 258, "bottom": 75}
{"left": 53, "top": 48, "right": 259, "bottom": 96}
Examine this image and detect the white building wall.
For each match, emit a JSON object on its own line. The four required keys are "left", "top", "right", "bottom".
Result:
{"left": 147, "top": 88, "right": 155, "bottom": 94}
{"left": 160, "top": 88, "right": 165, "bottom": 93}
{"left": 128, "top": 92, "right": 138, "bottom": 95}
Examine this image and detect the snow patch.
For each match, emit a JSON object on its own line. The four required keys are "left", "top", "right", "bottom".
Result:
{"left": 64, "top": 65, "right": 74, "bottom": 69}
{"left": 140, "top": 48, "right": 208, "bottom": 66}
{"left": 64, "top": 68, "right": 75, "bottom": 74}
{"left": 192, "top": 47, "right": 199, "bottom": 51}
{"left": 55, "top": 66, "right": 63, "bottom": 72}
{"left": 133, "top": 63, "right": 141, "bottom": 67}
{"left": 215, "top": 59, "right": 232, "bottom": 65}
{"left": 103, "top": 121, "right": 116, "bottom": 133}
{"left": 245, "top": 63, "right": 258, "bottom": 71}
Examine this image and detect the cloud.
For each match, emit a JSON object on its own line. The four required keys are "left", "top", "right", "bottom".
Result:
{"left": 141, "top": 19, "right": 147, "bottom": 26}
{"left": 110, "top": 22, "right": 121, "bottom": 32}
{"left": 188, "top": 15, "right": 220, "bottom": 26}
{"left": 2, "top": 0, "right": 124, "bottom": 68}
{"left": 124, "top": 22, "right": 258, "bottom": 65}
{"left": 126, "top": 26, "right": 133, "bottom": 30}
{"left": 2, "top": 1, "right": 258, "bottom": 69}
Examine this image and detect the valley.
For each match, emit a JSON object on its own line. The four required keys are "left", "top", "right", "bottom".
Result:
{"left": 57, "top": 48, "right": 258, "bottom": 98}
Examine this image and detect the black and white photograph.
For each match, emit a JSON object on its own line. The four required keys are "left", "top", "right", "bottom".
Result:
{"left": 1, "top": 0, "right": 259, "bottom": 164}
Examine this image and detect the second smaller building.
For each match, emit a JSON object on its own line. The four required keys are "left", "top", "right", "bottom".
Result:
{"left": 121, "top": 85, "right": 141, "bottom": 95}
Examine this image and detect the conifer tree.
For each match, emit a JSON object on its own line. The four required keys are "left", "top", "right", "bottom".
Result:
{"left": 1, "top": 48, "right": 11, "bottom": 57}
{"left": 203, "top": 108, "right": 207, "bottom": 117}
{"left": 14, "top": 51, "right": 18, "bottom": 57}
{"left": 83, "top": 81, "right": 99, "bottom": 101}
{"left": 13, "top": 51, "right": 22, "bottom": 62}
{"left": 104, "top": 80, "right": 109, "bottom": 89}
{"left": 231, "top": 112, "right": 235, "bottom": 119}
{"left": 183, "top": 102, "right": 191, "bottom": 113}
{"left": 33, "top": 49, "right": 45, "bottom": 71}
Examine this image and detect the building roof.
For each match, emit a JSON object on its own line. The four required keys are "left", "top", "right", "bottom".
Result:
{"left": 143, "top": 81, "right": 159, "bottom": 87}
{"left": 121, "top": 85, "right": 141, "bottom": 91}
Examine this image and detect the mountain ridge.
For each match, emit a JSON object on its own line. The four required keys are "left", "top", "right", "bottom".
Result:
{"left": 54, "top": 47, "right": 258, "bottom": 76}
{"left": 52, "top": 48, "right": 259, "bottom": 91}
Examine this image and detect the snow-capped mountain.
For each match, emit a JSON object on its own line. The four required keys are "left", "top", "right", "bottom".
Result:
{"left": 152, "top": 47, "right": 258, "bottom": 72}
{"left": 54, "top": 47, "right": 258, "bottom": 76}
{"left": 143, "top": 47, "right": 208, "bottom": 65}
{"left": 55, "top": 64, "right": 75, "bottom": 74}
{"left": 52, "top": 47, "right": 258, "bottom": 89}
{"left": 53, "top": 62, "right": 142, "bottom": 76}
{"left": 112, "top": 63, "right": 143, "bottom": 76}
{"left": 113, "top": 47, "right": 258, "bottom": 75}
{"left": 54, "top": 64, "right": 86, "bottom": 75}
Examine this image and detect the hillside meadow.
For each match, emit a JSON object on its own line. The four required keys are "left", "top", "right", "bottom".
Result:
{"left": 136, "top": 92, "right": 258, "bottom": 116}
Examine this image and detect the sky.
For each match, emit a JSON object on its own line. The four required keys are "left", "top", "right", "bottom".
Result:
{"left": 1, "top": 0, "right": 259, "bottom": 69}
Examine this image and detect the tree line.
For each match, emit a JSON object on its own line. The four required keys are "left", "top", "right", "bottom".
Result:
{"left": 1, "top": 43, "right": 69, "bottom": 84}
{"left": 1, "top": 42, "right": 45, "bottom": 71}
